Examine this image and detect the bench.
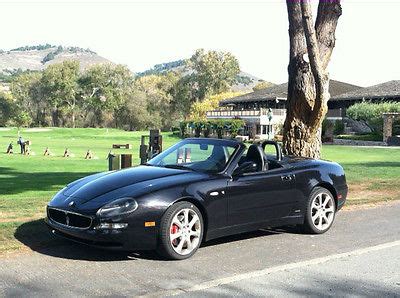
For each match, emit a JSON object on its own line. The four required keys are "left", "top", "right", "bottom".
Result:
{"left": 112, "top": 144, "right": 132, "bottom": 149}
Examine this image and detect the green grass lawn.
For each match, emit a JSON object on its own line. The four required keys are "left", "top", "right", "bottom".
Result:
{"left": 322, "top": 145, "right": 400, "bottom": 205}
{"left": 0, "top": 127, "right": 399, "bottom": 254}
{"left": 0, "top": 127, "right": 181, "bottom": 253}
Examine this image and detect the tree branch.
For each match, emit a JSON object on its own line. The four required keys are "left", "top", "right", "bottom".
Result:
{"left": 286, "top": 1, "right": 306, "bottom": 59}
{"left": 300, "top": 0, "right": 323, "bottom": 87}
{"left": 300, "top": 0, "right": 327, "bottom": 129}
{"left": 315, "top": 0, "right": 342, "bottom": 69}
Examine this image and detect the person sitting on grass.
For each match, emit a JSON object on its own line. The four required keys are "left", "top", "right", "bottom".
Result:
{"left": 6, "top": 142, "right": 13, "bottom": 154}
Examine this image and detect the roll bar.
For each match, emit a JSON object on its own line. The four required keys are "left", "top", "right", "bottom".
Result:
{"left": 261, "top": 140, "right": 282, "bottom": 161}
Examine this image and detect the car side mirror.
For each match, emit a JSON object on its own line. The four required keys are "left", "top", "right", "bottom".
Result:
{"left": 233, "top": 161, "right": 258, "bottom": 176}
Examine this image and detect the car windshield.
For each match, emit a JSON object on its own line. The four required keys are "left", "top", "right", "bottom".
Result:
{"left": 147, "top": 139, "right": 239, "bottom": 173}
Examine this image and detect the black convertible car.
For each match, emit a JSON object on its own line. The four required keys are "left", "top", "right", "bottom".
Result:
{"left": 46, "top": 138, "right": 347, "bottom": 260}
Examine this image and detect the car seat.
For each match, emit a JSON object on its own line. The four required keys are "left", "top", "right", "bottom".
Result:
{"left": 245, "top": 144, "right": 267, "bottom": 171}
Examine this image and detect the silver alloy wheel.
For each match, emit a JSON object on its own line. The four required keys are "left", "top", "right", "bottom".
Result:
{"left": 311, "top": 192, "right": 335, "bottom": 231}
{"left": 169, "top": 208, "right": 201, "bottom": 256}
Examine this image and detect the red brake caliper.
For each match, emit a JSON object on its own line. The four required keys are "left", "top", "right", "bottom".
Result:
{"left": 171, "top": 224, "right": 179, "bottom": 245}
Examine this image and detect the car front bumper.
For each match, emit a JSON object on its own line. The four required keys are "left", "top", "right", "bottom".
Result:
{"left": 45, "top": 216, "right": 158, "bottom": 251}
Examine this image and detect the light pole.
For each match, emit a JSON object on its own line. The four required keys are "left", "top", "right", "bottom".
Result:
{"left": 267, "top": 108, "right": 273, "bottom": 140}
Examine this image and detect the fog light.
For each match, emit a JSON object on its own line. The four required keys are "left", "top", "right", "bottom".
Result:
{"left": 95, "top": 223, "right": 128, "bottom": 230}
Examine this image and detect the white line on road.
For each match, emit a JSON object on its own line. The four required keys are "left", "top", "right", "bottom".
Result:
{"left": 142, "top": 240, "right": 400, "bottom": 297}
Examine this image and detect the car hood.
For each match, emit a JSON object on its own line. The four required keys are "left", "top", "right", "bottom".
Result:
{"left": 52, "top": 166, "right": 210, "bottom": 209}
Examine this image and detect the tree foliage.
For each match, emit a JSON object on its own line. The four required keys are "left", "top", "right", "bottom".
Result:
{"left": 189, "top": 91, "right": 244, "bottom": 121}
{"left": 135, "top": 72, "right": 180, "bottom": 129}
{"left": 181, "top": 119, "right": 245, "bottom": 139}
{"left": 2, "top": 49, "right": 242, "bottom": 131}
{"left": 80, "top": 64, "right": 133, "bottom": 111}
{"left": 41, "top": 60, "right": 80, "bottom": 126}
{"left": 252, "top": 81, "right": 274, "bottom": 91}
{"left": 188, "top": 49, "right": 240, "bottom": 100}
{"left": 347, "top": 101, "right": 400, "bottom": 134}
{"left": 10, "top": 71, "right": 43, "bottom": 125}
{"left": 0, "top": 92, "right": 15, "bottom": 126}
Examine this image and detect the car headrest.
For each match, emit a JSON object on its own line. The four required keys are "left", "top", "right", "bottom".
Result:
{"left": 246, "top": 144, "right": 265, "bottom": 171}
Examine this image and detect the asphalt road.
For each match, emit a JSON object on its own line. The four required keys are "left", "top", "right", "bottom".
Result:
{"left": 0, "top": 202, "right": 399, "bottom": 297}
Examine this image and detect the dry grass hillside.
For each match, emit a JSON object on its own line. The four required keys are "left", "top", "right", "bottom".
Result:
{"left": 0, "top": 45, "right": 111, "bottom": 73}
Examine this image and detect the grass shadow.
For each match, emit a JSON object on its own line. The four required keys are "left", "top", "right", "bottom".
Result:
{"left": 342, "top": 161, "right": 400, "bottom": 168}
{"left": 0, "top": 167, "right": 96, "bottom": 195}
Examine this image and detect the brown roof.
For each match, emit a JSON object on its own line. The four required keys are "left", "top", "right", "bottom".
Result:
{"left": 220, "top": 80, "right": 361, "bottom": 105}
{"left": 331, "top": 80, "right": 400, "bottom": 101}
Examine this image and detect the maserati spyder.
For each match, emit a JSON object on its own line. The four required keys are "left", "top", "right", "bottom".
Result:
{"left": 46, "top": 138, "right": 347, "bottom": 260}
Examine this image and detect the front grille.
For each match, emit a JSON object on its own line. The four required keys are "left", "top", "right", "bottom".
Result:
{"left": 48, "top": 208, "right": 92, "bottom": 229}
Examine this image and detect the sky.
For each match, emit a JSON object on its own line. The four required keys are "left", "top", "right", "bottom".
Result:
{"left": 1, "top": 0, "right": 399, "bottom": 87}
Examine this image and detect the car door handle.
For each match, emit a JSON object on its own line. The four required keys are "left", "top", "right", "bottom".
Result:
{"left": 281, "top": 175, "right": 293, "bottom": 181}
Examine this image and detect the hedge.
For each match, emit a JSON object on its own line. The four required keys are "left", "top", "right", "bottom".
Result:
{"left": 180, "top": 119, "right": 245, "bottom": 139}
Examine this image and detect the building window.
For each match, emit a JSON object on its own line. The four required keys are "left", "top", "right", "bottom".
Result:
{"left": 261, "top": 125, "right": 273, "bottom": 135}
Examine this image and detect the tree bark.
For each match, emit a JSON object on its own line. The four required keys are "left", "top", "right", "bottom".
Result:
{"left": 52, "top": 107, "right": 59, "bottom": 127}
{"left": 283, "top": 0, "right": 341, "bottom": 159}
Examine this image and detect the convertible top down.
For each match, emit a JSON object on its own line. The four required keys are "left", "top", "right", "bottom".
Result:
{"left": 46, "top": 138, "right": 347, "bottom": 259}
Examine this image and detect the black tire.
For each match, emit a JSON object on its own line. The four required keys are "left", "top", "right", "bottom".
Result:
{"left": 157, "top": 201, "right": 204, "bottom": 260}
{"left": 302, "top": 187, "right": 336, "bottom": 234}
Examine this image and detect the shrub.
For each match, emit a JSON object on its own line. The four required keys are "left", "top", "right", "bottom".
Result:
{"left": 211, "top": 119, "right": 225, "bottom": 139}
{"left": 333, "top": 120, "right": 345, "bottom": 135}
{"left": 322, "top": 119, "right": 334, "bottom": 136}
{"left": 181, "top": 119, "right": 245, "bottom": 139}
{"left": 179, "top": 122, "right": 187, "bottom": 138}
{"left": 202, "top": 121, "right": 211, "bottom": 137}
{"left": 0, "top": 92, "right": 15, "bottom": 126}
{"left": 347, "top": 101, "right": 400, "bottom": 134}
{"left": 12, "top": 111, "right": 32, "bottom": 128}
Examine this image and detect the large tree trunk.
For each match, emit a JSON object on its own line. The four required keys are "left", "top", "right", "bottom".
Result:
{"left": 52, "top": 108, "right": 59, "bottom": 127}
{"left": 71, "top": 112, "right": 76, "bottom": 128}
{"left": 283, "top": 0, "right": 341, "bottom": 159}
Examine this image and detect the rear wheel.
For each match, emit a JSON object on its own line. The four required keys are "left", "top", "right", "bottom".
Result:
{"left": 157, "top": 201, "right": 203, "bottom": 260}
{"left": 303, "top": 187, "right": 336, "bottom": 234}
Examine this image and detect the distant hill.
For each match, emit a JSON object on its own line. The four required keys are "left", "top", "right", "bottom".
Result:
{"left": 137, "top": 59, "right": 274, "bottom": 92}
{"left": 0, "top": 45, "right": 274, "bottom": 91}
{"left": 0, "top": 44, "right": 111, "bottom": 76}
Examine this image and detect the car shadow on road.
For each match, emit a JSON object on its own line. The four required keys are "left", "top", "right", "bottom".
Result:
{"left": 14, "top": 219, "right": 147, "bottom": 262}
{"left": 15, "top": 219, "right": 304, "bottom": 262}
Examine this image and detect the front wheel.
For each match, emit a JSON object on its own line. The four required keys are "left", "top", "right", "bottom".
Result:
{"left": 157, "top": 201, "right": 203, "bottom": 260}
{"left": 303, "top": 187, "right": 336, "bottom": 234}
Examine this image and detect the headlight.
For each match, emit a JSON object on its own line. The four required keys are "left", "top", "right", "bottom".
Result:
{"left": 97, "top": 198, "right": 138, "bottom": 219}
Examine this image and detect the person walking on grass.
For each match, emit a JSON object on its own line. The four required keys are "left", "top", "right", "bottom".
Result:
{"left": 17, "top": 136, "right": 25, "bottom": 154}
